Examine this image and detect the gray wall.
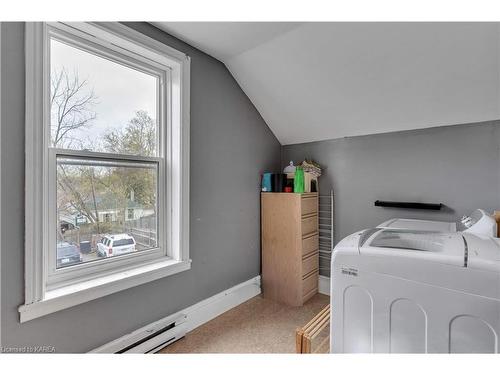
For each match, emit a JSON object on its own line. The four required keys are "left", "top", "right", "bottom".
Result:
{"left": 283, "top": 121, "right": 500, "bottom": 250}
{"left": 0, "top": 22, "right": 281, "bottom": 352}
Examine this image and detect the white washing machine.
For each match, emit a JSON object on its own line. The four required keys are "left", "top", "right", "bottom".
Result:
{"left": 330, "top": 210, "right": 500, "bottom": 353}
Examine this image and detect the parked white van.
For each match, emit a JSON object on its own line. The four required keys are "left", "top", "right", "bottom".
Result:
{"left": 97, "top": 234, "right": 136, "bottom": 258}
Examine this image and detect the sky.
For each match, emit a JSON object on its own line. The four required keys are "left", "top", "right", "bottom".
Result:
{"left": 50, "top": 38, "right": 158, "bottom": 152}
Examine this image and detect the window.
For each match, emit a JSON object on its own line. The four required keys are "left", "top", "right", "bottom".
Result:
{"left": 21, "top": 22, "right": 190, "bottom": 322}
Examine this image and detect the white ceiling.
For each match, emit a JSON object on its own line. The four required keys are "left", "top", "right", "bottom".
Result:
{"left": 152, "top": 22, "right": 304, "bottom": 60}
{"left": 154, "top": 22, "right": 500, "bottom": 145}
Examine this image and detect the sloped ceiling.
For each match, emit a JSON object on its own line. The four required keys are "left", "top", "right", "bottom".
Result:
{"left": 153, "top": 22, "right": 500, "bottom": 145}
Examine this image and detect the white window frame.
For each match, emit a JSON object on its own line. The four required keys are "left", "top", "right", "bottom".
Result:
{"left": 20, "top": 22, "right": 191, "bottom": 323}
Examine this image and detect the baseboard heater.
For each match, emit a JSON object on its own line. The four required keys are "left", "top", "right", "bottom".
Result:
{"left": 374, "top": 200, "right": 442, "bottom": 210}
{"left": 107, "top": 313, "right": 187, "bottom": 354}
{"left": 117, "top": 323, "right": 186, "bottom": 353}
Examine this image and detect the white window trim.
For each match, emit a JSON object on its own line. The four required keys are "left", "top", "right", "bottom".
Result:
{"left": 20, "top": 22, "right": 191, "bottom": 323}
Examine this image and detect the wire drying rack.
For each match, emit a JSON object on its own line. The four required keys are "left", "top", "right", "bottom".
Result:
{"left": 318, "top": 190, "right": 334, "bottom": 276}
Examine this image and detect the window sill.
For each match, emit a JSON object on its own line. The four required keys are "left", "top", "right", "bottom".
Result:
{"left": 19, "top": 259, "right": 191, "bottom": 323}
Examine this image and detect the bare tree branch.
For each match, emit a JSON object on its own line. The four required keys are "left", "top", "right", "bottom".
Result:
{"left": 51, "top": 68, "right": 98, "bottom": 147}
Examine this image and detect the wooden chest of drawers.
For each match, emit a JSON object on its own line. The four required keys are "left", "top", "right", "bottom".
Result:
{"left": 261, "top": 192, "right": 319, "bottom": 306}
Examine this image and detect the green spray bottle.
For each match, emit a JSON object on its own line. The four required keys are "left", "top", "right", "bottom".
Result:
{"left": 294, "top": 166, "right": 305, "bottom": 193}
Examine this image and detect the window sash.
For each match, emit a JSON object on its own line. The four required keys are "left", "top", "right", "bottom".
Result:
{"left": 46, "top": 149, "right": 168, "bottom": 290}
{"left": 47, "top": 26, "right": 168, "bottom": 158}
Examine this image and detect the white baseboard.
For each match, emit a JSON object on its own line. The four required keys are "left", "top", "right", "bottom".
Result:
{"left": 91, "top": 275, "right": 261, "bottom": 353}
{"left": 318, "top": 275, "right": 330, "bottom": 296}
{"left": 183, "top": 275, "right": 261, "bottom": 332}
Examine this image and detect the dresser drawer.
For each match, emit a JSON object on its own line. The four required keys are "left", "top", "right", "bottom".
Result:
{"left": 302, "top": 234, "right": 319, "bottom": 257}
{"left": 301, "top": 214, "right": 318, "bottom": 237}
{"left": 302, "top": 252, "right": 319, "bottom": 277}
{"left": 302, "top": 270, "right": 318, "bottom": 297}
{"left": 301, "top": 196, "right": 318, "bottom": 216}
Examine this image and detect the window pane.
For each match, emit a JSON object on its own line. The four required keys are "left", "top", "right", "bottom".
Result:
{"left": 56, "top": 157, "right": 158, "bottom": 269}
{"left": 50, "top": 38, "right": 159, "bottom": 156}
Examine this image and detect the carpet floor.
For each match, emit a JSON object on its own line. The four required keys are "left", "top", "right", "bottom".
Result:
{"left": 159, "top": 293, "right": 329, "bottom": 353}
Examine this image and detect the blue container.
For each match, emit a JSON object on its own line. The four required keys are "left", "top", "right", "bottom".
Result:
{"left": 261, "top": 173, "right": 272, "bottom": 192}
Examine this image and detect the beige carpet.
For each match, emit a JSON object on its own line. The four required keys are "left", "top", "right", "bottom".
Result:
{"left": 159, "top": 293, "right": 329, "bottom": 353}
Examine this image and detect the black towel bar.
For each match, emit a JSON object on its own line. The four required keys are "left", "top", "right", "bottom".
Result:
{"left": 374, "top": 200, "right": 442, "bottom": 210}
